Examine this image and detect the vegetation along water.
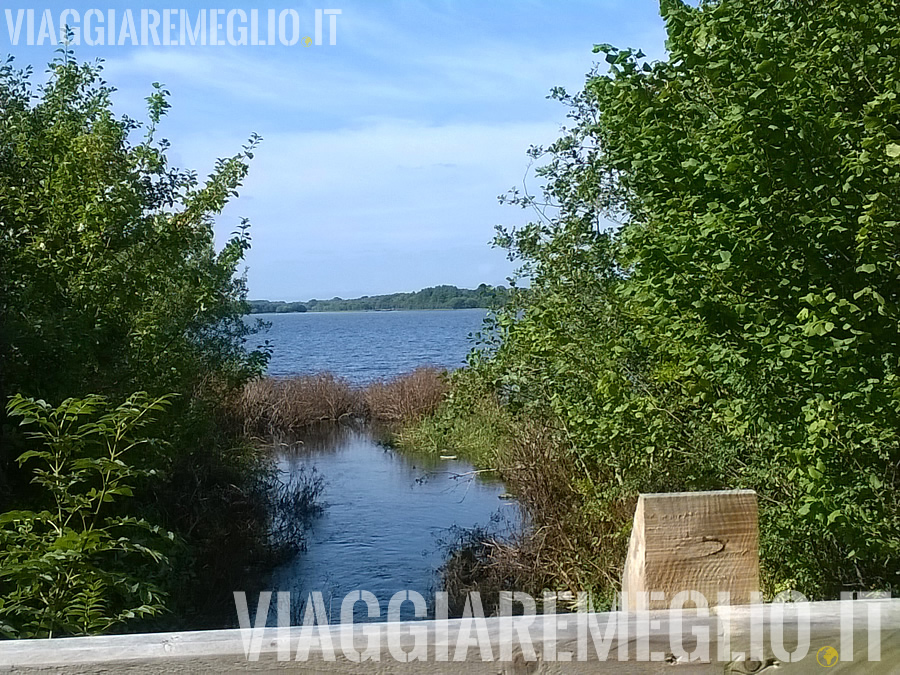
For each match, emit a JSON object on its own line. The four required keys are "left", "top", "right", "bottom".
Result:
{"left": 1, "top": 0, "right": 899, "bottom": 640}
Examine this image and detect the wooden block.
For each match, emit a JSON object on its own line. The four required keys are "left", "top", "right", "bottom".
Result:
{"left": 621, "top": 490, "right": 759, "bottom": 611}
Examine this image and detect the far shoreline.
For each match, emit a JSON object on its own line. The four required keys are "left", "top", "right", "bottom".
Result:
{"left": 248, "top": 307, "right": 493, "bottom": 316}
{"left": 247, "top": 284, "right": 509, "bottom": 315}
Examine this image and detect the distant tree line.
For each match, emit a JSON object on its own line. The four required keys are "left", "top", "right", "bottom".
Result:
{"left": 248, "top": 284, "right": 509, "bottom": 314}
{"left": 250, "top": 300, "right": 310, "bottom": 313}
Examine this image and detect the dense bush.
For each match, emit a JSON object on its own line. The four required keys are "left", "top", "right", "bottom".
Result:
{"left": 0, "top": 394, "right": 174, "bottom": 638}
{"left": 0, "top": 54, "right": 266, "bottom": 412}
{"left": 445, "top": 0, "right": 900, "bottom": 601}
{"left": 0, "top": 51, "right": 284, "bottom": 633}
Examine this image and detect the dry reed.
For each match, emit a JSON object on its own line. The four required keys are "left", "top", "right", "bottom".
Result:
{"left": 236, "top": 367, "right": 448, "bottom": 435}
{"left": 440, "top": 419, "right": 629, "bottom": 614}
{"left": 364, "top": 366, "right": 448, "bottom": 422}
{"left": 238, "top": 373, "right": 364, "bottom": 434}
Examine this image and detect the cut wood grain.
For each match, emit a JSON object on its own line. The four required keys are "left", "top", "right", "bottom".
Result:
{"left": 622, "top": 490, "right": 759, "bottom": 610}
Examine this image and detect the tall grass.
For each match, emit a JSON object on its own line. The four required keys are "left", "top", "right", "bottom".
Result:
{"left": 431, "top": 416, "right": 628, "bottom": 614}
{"left": 236, "top": 367, "right": 447, "bottom": 435}
{"left": 238, "top": 373, "right": 363, "bottom": 434}
{"left": 364, "top": 367, "right": 448, "bottom": 422}
{"left": 396, "top": 370, "right": 628, "bottom": 612}
{"left": 393, "top": 393, "right": 507, "bottom": 469}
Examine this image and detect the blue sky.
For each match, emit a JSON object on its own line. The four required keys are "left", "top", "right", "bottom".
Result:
{"left": 4, "top": 1, "right": 668, "bottom": 300}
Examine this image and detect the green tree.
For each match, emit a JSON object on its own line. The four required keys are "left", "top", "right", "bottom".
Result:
{"left": 0, "top": 51, "right": 265, "bottom": 414}
{"left": 485, "top": 0, "right": 900, "bottom": 598}
{"left": 0, "top": 50, "right": 276, "bottom": 631}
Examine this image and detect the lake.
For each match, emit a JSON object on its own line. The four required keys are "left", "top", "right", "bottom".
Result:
{"left": 253, "top": 308, "right": 490, "bottom": 383}
{"left": 252, "top": 309, "right": 516, "bottom": 623}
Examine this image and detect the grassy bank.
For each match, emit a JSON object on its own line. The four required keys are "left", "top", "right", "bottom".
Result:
{"left": 233, "top": 367, "right": 621, "bottom": 614}
{"left": 387, "top": 370, "right": 625, "bottom": 613}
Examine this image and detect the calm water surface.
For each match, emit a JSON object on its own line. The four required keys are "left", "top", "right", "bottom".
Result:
{"left": 255, "top": 308, "right": 489, "bottom": 382}
{"left": 268, "top": 426, "right": 516, "bottom": 621}
{"left": 255, "top": 310, "right": 516, "bottom": 623}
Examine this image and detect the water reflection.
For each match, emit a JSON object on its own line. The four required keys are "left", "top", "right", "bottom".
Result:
{"left": 265, "top": 423, "right": 518, "bottom": 623}
{"left": 271, "top": 422, "right": 358, "bottom": 458}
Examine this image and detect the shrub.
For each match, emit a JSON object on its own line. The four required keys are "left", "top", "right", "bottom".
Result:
{"left": 475, "top": 0, "right": 900, "bottom": 599}
{"left": 0, "top": 51, "right": 274, "bottom": 632}
{"left": 0, "top": 393, "right": 175, "bottom": 638}
{"left": 0, "top": 53, "right": 266, "bottom": 416}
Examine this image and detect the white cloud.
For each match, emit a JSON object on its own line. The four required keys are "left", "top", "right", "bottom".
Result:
{"left": 86, "top": 0, "right": 669, "bottom": 297}
{"left": 184, "top": 117, "right": 559, "bottom": 246}
{"left": 156, "top": 117, "right": 558, "bottom": 297}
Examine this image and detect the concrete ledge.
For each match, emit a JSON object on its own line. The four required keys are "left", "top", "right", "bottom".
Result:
{"left": 0, "top": 599, "right": 897, "bottom": 673}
